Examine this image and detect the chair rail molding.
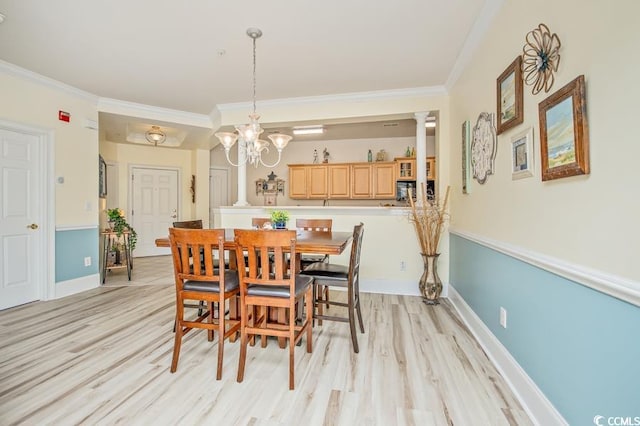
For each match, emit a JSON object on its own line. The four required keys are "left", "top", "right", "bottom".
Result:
{"left": 449, "top": 228, "right": 640, "bottom": 308}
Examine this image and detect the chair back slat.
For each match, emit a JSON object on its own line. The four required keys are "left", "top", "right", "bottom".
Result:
{"left": 348, "top": 223, "right": 365, "bottom": 291}
{"left": 172, "top": 220, "right": 203, "bottom": 229}
{"left": 169, "top": 228, "right": 226, "bottom": 289}
{"left": 296, "top": 218, "right": 332, "bottom": 232}
{"left": 234, "top": 229, "right": 296, "bottom": 288}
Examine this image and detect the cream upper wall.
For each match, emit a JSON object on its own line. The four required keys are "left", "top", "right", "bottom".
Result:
{"left": 449, "top": 0, "right": 640, "bottom": 281}
{"left": 0, "top": 72, "right": 99, "bottom": 226}
{"left": 100, "top": 141, "right": 195, "bottom": 222}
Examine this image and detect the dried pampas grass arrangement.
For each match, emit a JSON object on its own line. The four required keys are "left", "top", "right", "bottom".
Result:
{"left": 408, "top": 184, "right": 450, "bottom": 256}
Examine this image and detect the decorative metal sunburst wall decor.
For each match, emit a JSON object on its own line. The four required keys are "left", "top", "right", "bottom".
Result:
{"left": 522, "top": 23, "right": 561, "bottom": 95}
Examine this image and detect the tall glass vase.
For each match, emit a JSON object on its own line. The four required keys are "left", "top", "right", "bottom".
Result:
{"left": 419, "top": 253, "right": 442, "bottom": 305}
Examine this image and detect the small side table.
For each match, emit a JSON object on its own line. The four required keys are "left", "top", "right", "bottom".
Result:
{"left": 101, "top": 230, "right": 132, "bottom": 283}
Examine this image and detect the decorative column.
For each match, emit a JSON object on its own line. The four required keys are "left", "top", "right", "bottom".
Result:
{"left": 414, "top": 111, "right": 429, "bottom": 188}
{"left": 234, "top": 141, "right": 250, "bottom": 206}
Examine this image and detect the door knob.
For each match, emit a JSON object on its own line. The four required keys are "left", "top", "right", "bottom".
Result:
{"left": 28, "top": 223, "right": 39, "bottom": 230}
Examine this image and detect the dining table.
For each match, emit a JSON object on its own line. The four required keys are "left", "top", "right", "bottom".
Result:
{"left": 155, "top": 228, "right": 352, "bottom": 272}
{"left": 156, "top": 228, "right": 353, "bottom": 347}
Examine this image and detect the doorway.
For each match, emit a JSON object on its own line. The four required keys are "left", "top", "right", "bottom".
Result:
{"left": 209, "top": 167, "right": 229, "bottom": 227}
{"left": 130, "top": 167, "right": 179, "bottom": 257}
{"left": 0, "top": 122, "right": 52, "bottom": 310}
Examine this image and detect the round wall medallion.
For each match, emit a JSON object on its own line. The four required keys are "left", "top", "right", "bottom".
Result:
{"left": 470, "top": 112, "right": 497, "bottom": 184}
{"left": 523, "top": 23, "right": 561, "bottom": 95}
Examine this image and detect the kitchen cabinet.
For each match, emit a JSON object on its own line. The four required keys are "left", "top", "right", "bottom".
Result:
{"left": 288, "top": 164, "right": 328, "bottom": 199}
{"left": 351, "top": 162, "right": 396, "bottom": 199}
{"left": 427, "top": 157, "right": 436, "bottom": 181}
{"left": 328, "top": 164, "right": 350, "bottom": 198}
{"left": 288, "top": 165, "right": 309, "bottom": 198}
{"left": 289, "top": 162, "right": 395, "bottom": 200}
{"left": 395, "top": 157, "right": 416, "bottom": 180}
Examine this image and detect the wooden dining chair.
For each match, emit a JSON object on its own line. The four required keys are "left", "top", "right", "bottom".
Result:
{"left": 234, "top": 229, "right": 314, "bottom": 390}
{"left": 251, "top": 217, "right": 271, "bottom": 229}
{"left": 172, "top": 219, "right": 203, "bottom": 229}
{"left": 172, "top": 219, "right": 206, "bottom": 321}
{"left": 169, "top": 228, "right": 241, "bottom": 380}
{"left": 301, "top": 222, "right": 365, "bottom": 353}
{"left": 296, "top": 218, "right": 333, "bottom": 306}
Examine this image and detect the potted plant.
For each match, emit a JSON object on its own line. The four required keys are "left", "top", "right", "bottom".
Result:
{"left": 270, "top": 210, "right": 290, "bottom": 229}
{"left": 407, "top": 184, "right": 450, "bottom": 304}
{"left": 106, "top": 208, "right": 138, "bottom": 251}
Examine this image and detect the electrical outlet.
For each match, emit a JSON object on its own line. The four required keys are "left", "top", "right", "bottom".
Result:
{"left": 500, "top": 307, "right": 507, "bottom": 328}
{"left": 400, "top": 260, "right": 406, "bottom": 271}
{"left": 84, "top": 257, "right": 91, "bottom": 267}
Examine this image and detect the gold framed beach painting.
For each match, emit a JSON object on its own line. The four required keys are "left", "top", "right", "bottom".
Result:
{"left": 538, "top": 75, "right": 589, "bottom": 181}
{"left": 497, "top": 56, "right": 523, "bottom": 135}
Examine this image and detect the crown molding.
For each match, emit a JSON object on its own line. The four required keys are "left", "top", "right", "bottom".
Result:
{"left": 0, "top": 59, "right": 98, "bottom": 104}
{"left": 445, "top": 0, "right": 505, "bottom": 91}
{"left": 215, "top": 86, "right": 448, "bottom": 113}
{"left": 97, "top": 98, "right": 213, "bottom": 129}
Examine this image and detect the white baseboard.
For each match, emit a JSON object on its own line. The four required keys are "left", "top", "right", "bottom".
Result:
{"left": 55, "top": 274, "right": 100, "bottom": 299}
{"left": 447, "top": 285, "right": 568, "bottom": 426}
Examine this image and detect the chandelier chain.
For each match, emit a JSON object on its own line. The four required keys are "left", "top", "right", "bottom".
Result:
{"left": 252, "top": 35, "right": 257, "bottom": 115}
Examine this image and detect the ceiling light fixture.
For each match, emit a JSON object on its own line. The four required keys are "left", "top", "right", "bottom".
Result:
{"left": 215, "top": 28, "right": 292, "bottom": 168}
{"left": 145, "top": 125, "right": 166, "bottom": 146}
{"left": 425, "top": 122, "right": 436, "bottom": 128}
{"left": 293, "top": 126, "right": 325, "bottom": 135}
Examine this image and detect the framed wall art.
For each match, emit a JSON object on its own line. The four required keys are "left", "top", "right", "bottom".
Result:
{"left": 99, "top": 155, "right": 107, "bottom": 198}
{"left": 497, "top": 56, "right": 524, "bottom": 134}
{"left": 461, "top": 120, "right": 472, "bottom": 193}
{"left": 538, "top": 75, "right": 589, "bottom": 181}
{"left": 510, "top": 127, "right": 534, "bottom": 180}
{"left": 471, "top": 112, "right": 497, "bottom": 184}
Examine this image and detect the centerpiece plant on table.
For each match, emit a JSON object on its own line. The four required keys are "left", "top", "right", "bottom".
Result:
{"left": 407, "top": 184, "right": 450, "bottom": 304}
{"left": 106, "top": 208, "right": 138, "bottom": 251}
{"left": 269, "top": 210, "right": 290, "bottom": 229}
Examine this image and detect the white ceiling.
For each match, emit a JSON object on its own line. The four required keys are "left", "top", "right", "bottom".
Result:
{"left": 0, "top": 0, "right": 486, "bottom": 146}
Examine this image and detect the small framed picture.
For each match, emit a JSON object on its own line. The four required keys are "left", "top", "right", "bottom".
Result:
{"left": 538, "top": 75, "right": 590, "bottom": 181}
{"left": 497, "top": 56, "right": 524, "bottom": 135}
{"left": 461, "top": 120, "right": 472, "bottom": 193}
{"left": 99, "top": 155, "right": 107, "bottom": 198}
{"left": 510, "top": 127, "right": 534, "bottom": 180}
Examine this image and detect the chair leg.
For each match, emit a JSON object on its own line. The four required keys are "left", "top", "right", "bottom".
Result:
{"left": 171, "top": 296, "right": 185, "bottom": 372}
{"left": 237, "top": 301, "right": 248, "bottom": 383}
{"left": 348, "top": 299, "right": 359, "bottom": 354}
{"left": 324, "top": 286, "right": 330, "bottom": 310}
{"left": 289, "top": 303, "right": 296, "bottom": 390}
{"left": 207, "top": 301, "right": 214, "bottom": 341}
{"left": 316, "top": 283, "right": 324, "bottom": 326}
{"left": 216, "top": 300, "right": 225, "bottom": 380}
{"left": 306, "top": 288, "right": 313, "bottom": 354}
{"left": 355, "top": 293, "right": 365, "bottom": 333}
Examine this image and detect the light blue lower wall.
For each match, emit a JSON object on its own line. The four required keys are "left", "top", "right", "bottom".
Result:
{"left": 55, "top": 228, "right": 99, "bottom": 282}
{"left": 450, "top": 234, "right": 640, "bottom": 425}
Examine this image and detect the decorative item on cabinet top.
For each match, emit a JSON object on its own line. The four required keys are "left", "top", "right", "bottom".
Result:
{"left": 255, "top": 171, "right": 285, "bottom": 196}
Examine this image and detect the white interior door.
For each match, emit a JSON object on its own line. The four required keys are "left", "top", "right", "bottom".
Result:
{"left": 209, "top": 167, "right": 229, "bottom": 227}
{"left": 131, "top": 167, "right": 178, "bottom": 257}
{"left": 0, "top": 128, "right": 43, "bottom": 310}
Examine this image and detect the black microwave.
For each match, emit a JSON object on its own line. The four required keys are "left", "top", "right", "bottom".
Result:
{"left": 396, "top": 180, "right": 435, "bottom": 201}
{"left": 396, "top": 181, "right": 417, "bottom": 202}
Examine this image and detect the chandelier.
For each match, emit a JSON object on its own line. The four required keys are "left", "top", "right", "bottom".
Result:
{"left": 215, "top": 28, "right": 292, "bottom": 168}
{"left": 145, "top": 125, "right": 166, "bottom": 146}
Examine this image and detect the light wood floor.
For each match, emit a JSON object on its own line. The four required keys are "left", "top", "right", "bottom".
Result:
{"left": 0, "top": 256, "right": 532, "bottom": 425}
